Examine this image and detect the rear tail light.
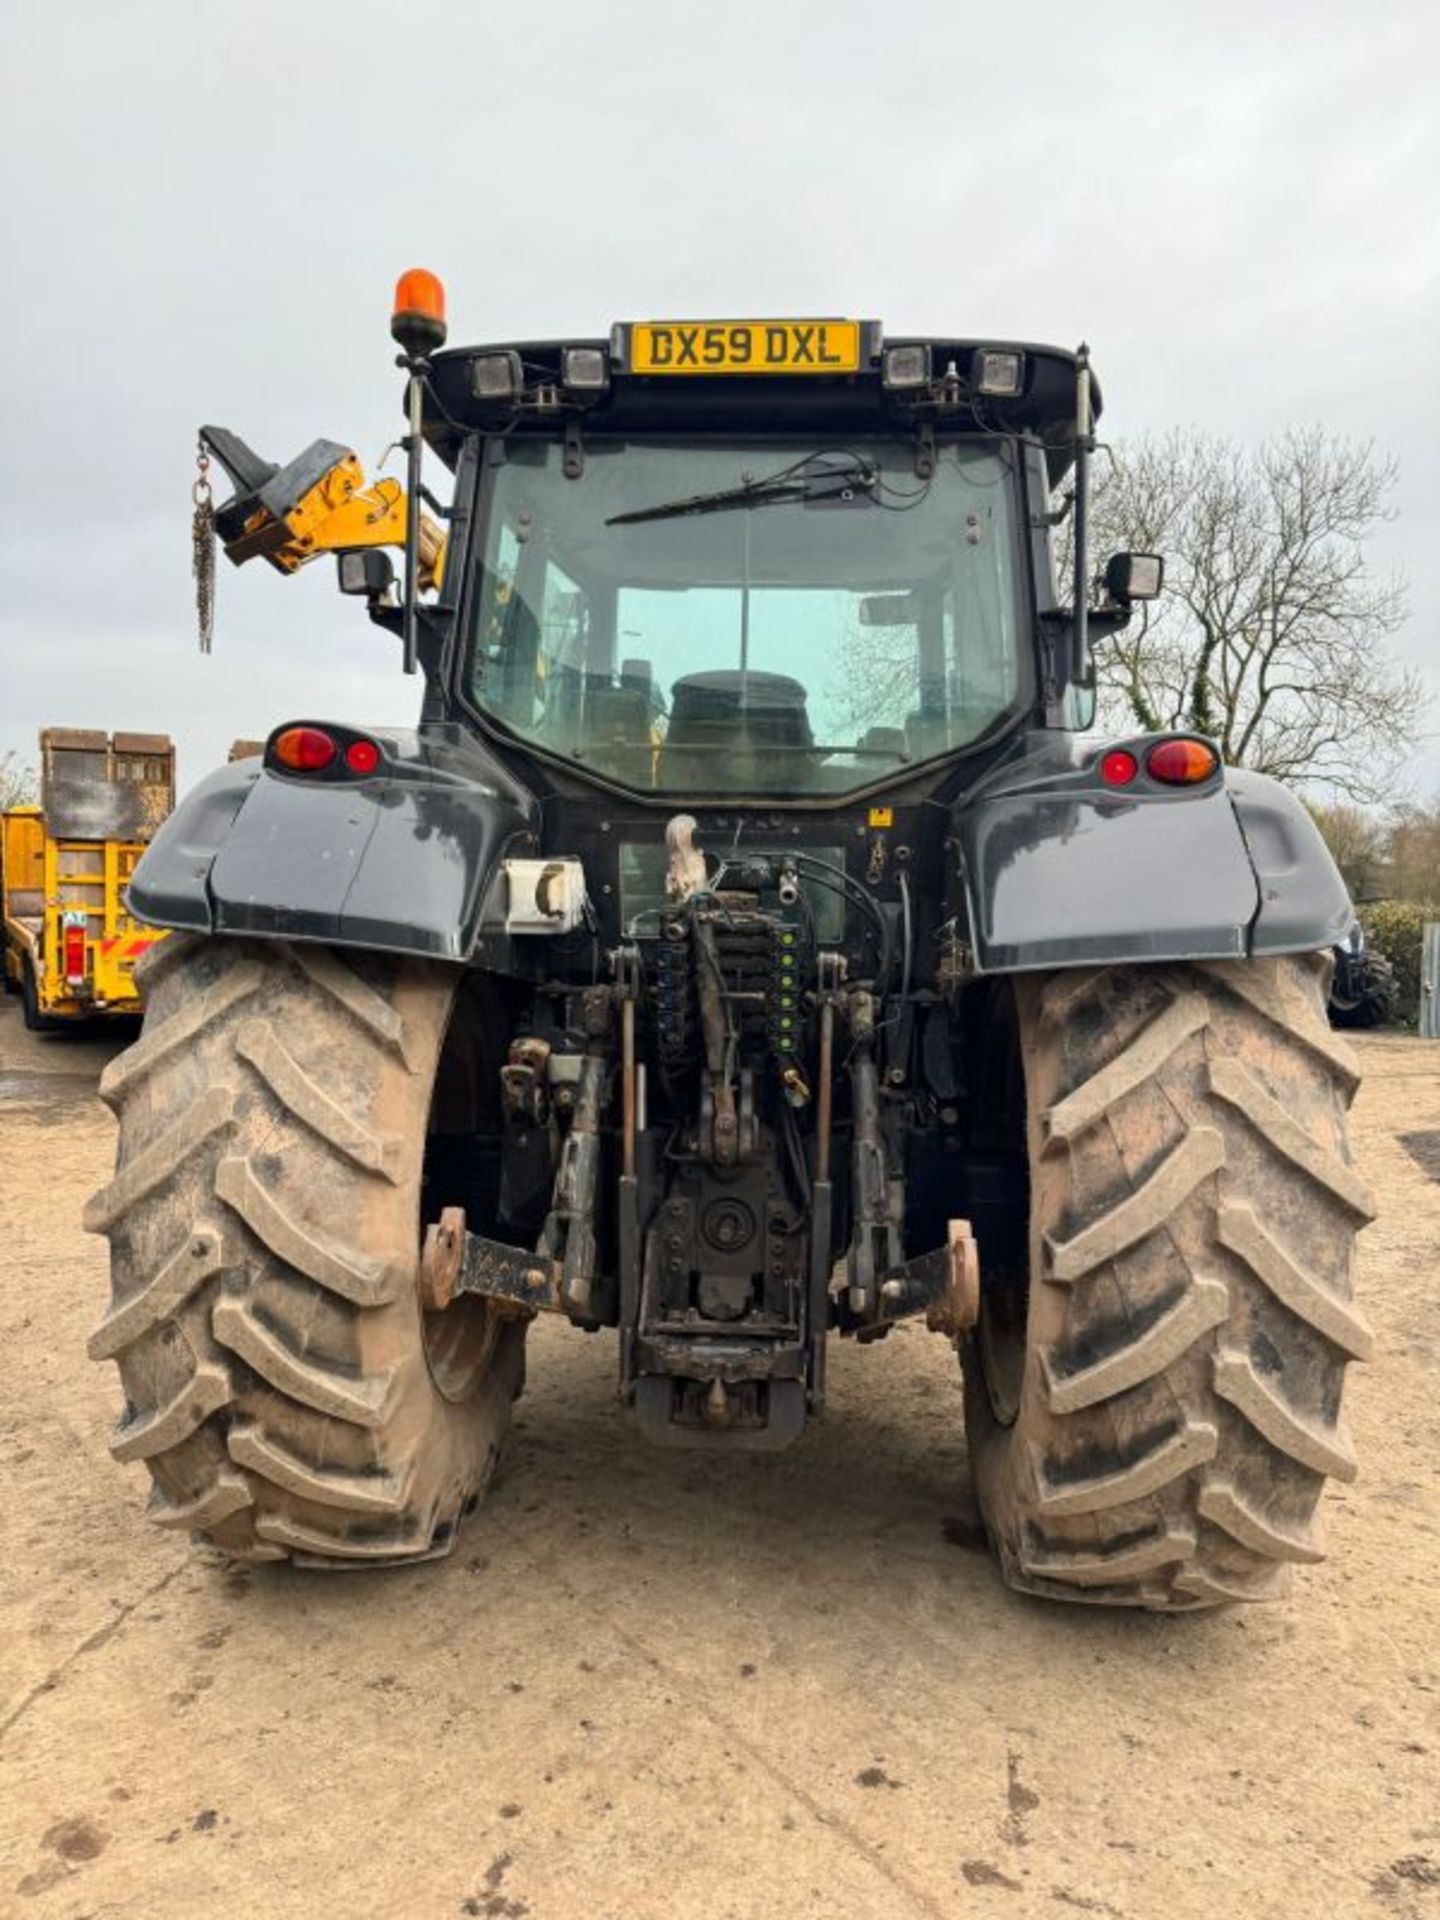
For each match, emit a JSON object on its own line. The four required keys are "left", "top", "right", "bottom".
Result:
{"left": 344, "top": 738, "right": 380, "bottom": 776}
{"left": 62, "top": 916, "right": 87, "bottom": 983}
{"left": 1146, "top": 738, "right": 1219, "bottom": 785}
{"left": 267, "top": 724, "right": 385, "bottom": 780}
{"left": 1096, "top": 737, "right": 1221, "bottom": 790}
{"left": 273, "top": 726, "right": 337, "bottom": 772}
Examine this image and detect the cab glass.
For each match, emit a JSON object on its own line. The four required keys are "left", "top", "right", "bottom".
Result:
{"left": 462, "top": 436, "right": 1027, "bottom": 797}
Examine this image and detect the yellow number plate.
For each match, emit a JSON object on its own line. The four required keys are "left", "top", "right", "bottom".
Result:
{"left": 629, "top": 319, "right": 861, "bottom": 376}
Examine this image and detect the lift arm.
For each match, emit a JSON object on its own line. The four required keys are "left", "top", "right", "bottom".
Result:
{"left": 198, "top": 425, "right": 446, "bottom": 589}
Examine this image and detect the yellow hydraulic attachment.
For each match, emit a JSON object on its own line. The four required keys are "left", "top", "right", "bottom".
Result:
{"left": 198, "top": 426, "right": 446, "bottom": 590}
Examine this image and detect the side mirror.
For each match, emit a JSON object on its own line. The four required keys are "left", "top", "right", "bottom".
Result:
{"left": 1103, "top": 552, "right": 1164, "bottom": 604}
{"left": 336, "top": 549, "right": 396, "bottom": 600}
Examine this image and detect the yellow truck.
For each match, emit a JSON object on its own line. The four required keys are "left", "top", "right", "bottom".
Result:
{"left": 1, "top": 729, "right": 174, "bottom": 1028}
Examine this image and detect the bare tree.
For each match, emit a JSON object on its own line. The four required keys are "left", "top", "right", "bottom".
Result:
{"left": 1307, "top": 800, "right": 1389, "bottom": 901}
{"left": 1084, "top": 428, "right": 1423, "bottom": 800}
{"left": 0, "top": 749, "right": 37, "bottom": 811}
{"left": 1382, "top": 798, "right": 1440, "bottom": 905}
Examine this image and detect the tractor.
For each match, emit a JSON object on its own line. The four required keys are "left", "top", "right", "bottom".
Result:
{"left": 86, "top": 278, "right": 1373, "bottom": 1608}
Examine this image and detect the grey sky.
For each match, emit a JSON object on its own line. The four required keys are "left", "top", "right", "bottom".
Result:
{"left": 2, "top": 0, "right": 1435, "bottom": 798}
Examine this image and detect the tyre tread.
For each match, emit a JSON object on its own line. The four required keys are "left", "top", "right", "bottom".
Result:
{"left": 234, "top": 1020, "right": 402, "bottom": 1180}
{"left": 88, "top": 938, "right": 521, "bottom": 1567}
{"left": 1041, "top": 1276, "right": 1230, "bottom": 1412}
{"left": 214, "top": 1155, "right": 400, "bottom": 1305}
{"left": 1032, "top": 1418, "right": 1218, "bottom": 1516}
{"left": 98, "top": 961, "right": 263, "bottom": 1107}
{"left": 110, "top": 1360, "right": 233, "bottom": 1462}
{"left": 1197, "top": 1478, "right": 1325, "bottom": 1563}
{"left": 1212, "top": 1346, "right": 1358, "bottom": 1481}
{"left": 1021, "top": 1524, "right": 1197, "bottom": 1587}
{"left": 1044, "top": 992, "right": 1209, "bottom": 1148}
{"left": 1207, "top": 1055, "right": 1375, "bottom": 1219}
{"left": 211, "top": 1296, "right": 399, "bottom": 1428}
{"left": 1217, "top": 1201, "right": 1373, "bottom": 1359}
{"left": 227, "top": 1422, "right": 412, "bottom": 1515}
{"left": 1045, "top": 1125, "right": 1225, "bottom": 1281}
{"left": 966, "top": 955, "right": 1369, "bottom": 1611}
{"left": 87, "top": 1229, "right": 225, "bottom": 1361}
{"left": 293, "top": 946, "right": 418, "bottom": 1070}
{"left": 83, "top": 1087, "right": 235, "bottom": 1234}
{"left": 146, "top": 1468, "right": 254, "bottom": 1532}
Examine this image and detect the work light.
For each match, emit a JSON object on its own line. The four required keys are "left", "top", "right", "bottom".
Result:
{"left": 971, "top": 349, "right": 1024, "bottom": 396}
{"left": 882, "top": 345, "right": 931, "bottom": 389}
{"left": 1104, "top": 552, "right": 1165, "bottom": 602}
{"left": 471, "top": 351, "right": 523, "bottom": 401}
{"left": 336, "top": 550, "right": 394, "bottom": 598}
{"left": 562, "top": 347, "right": 610, "bottom": 392}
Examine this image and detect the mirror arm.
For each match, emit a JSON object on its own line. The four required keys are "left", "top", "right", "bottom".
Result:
{"left": 1041, "top": 604, "right": 1130, "bottom": 639}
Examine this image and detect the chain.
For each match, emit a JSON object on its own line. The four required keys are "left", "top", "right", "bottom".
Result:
{"left": 192, "top": 441, "right": 215, "bottom": 654}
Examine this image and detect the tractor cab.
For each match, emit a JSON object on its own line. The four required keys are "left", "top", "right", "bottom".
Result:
{"left": 419, "top": 322, "right": 1103, "bottom": 807}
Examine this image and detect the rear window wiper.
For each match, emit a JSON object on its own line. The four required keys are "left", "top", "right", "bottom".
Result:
{"left": 606, "top": 454, "right": 877, "bottom": 527}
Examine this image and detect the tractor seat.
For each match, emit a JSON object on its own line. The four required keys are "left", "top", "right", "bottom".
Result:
{"left": 666, "top": 671, "right": 813, "bottom": 748}
{"left": 662, "top": 671, "right": 814, "bottom": 787}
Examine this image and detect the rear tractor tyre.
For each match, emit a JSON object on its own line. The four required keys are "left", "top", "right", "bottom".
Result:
{"left": 963, "top": 955, "right": 1375, "bottom": 1611}
{"left": 86, "top": 935, "right": 526, "bottom": 1566}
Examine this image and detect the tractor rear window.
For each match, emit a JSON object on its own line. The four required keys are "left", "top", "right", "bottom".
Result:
{"left": 462, "top": 435, "right": 1026, "bottom": 795}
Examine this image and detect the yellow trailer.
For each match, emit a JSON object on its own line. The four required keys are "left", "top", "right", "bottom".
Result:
{"left": 1, "top": 730, "right": 174, "bottom": 1028}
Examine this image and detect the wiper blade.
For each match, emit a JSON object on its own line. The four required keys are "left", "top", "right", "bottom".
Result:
{"left": 606, "top": 455, "right": 876, "bottom": 527}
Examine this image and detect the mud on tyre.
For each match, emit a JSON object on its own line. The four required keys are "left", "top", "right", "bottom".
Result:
{"left": 964, "top": 954, "right": 1374, "bottom": 1610}
{"left": 86, "top": 935, "right": 526, "bottom": 1566}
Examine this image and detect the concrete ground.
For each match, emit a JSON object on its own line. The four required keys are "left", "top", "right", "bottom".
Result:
{"left": 1, "top": 996, "right": 1437, "bottom": 1920}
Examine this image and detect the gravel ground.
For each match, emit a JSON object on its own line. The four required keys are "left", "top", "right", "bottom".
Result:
{"left": 1, "top": 998, "right": 1436, "bottom": 1920}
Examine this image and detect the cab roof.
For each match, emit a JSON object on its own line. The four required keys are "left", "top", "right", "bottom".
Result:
{"left": 422, "top": 334, "right": 1096, "bottom": 485}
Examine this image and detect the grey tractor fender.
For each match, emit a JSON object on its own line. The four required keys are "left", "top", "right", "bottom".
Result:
{"left": 127, "top": 724, "right": 538, "bottom": 962}
{"left": 952, "top": 742, "right": 1353, "bottom": 974}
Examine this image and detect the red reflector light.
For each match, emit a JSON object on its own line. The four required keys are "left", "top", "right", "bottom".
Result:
{"left": 344, "top": 738, "right": 381, "bottom": 776}
{"left": 1099, "top": 749, "right": 1139, "bottom": 787}
{"left": 63, "top": 922, "right": 87, "bottom": 981}
{"left": 273, "top": 726, "right": 337, "bottom": 772}
{"left": 1146, "top": 738, "right": 1219, "bottom": 785}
